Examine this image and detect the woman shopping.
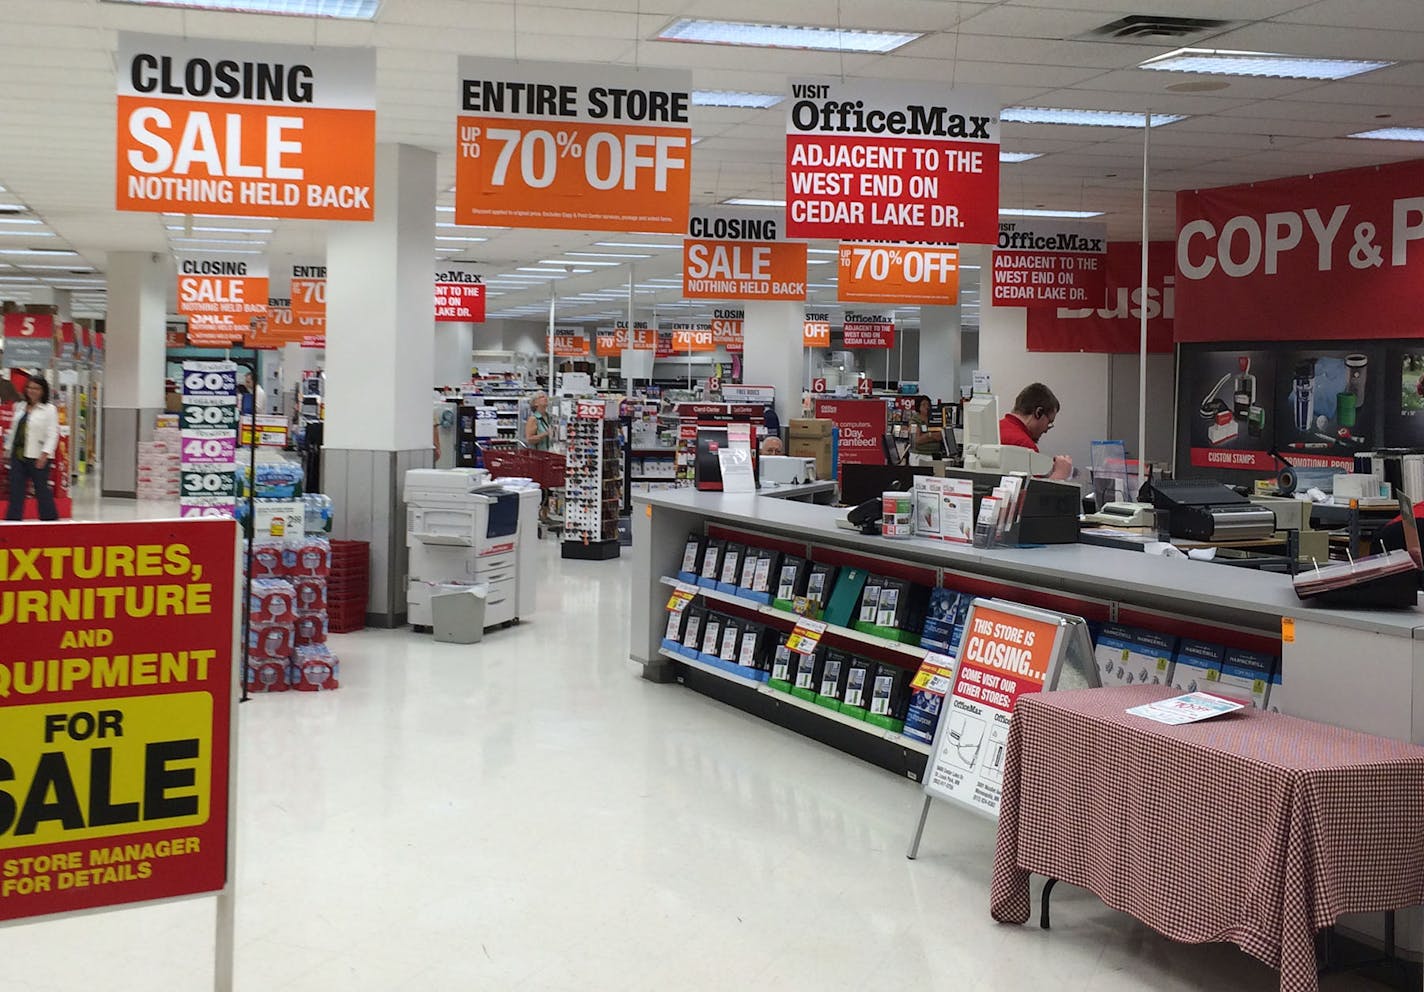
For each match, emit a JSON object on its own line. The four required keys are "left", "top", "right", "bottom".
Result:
{"left": 5, "top": 375, "right": 60, "bottom": 521}
{"left": 524, "top": 392, "right": 555, "bottom": 450}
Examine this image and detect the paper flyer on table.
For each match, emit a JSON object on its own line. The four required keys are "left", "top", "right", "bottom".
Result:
{"left": 1126, "top": 692, "right": 1245, "bottom": 725}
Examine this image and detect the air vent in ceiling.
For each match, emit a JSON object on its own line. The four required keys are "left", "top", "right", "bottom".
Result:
{"left": 1081, "top": 15, "right": 1236, "bottom": 44}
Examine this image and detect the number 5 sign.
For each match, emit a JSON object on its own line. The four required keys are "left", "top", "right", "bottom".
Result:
{"left": 3, "top": 313, "right": 56, "bottom": 369}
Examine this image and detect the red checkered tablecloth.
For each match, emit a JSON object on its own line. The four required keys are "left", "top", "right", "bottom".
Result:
{"left": 990, "top": 685, "right": 1424, "bottom": 992}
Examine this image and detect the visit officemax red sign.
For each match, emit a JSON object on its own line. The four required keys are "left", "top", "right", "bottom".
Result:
{"left": 115, "top": 33, "right": 375, "bottom": 220}
{"left": 992, "top": 219, "right": 1107, "bottom": 308}
{"left": 0, "top": 519, "right": 237, "bottom": 923}
{"left": 1176, "top": 159, "right": 1424, "bottom": 342}
{"left": 786, "top": 78, "right": 999, "bottom": 243}
{"left": 841, "top": 312, "right": 896, "bottom": 349}
{"left": 434, "top": 265, "right": 485, "bottom": 323}
{"left": 456, "top": 58, "right": 692, "bottom": 233}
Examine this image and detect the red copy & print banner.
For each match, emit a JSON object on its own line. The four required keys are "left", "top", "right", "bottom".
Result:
{"left": 785, "top": 78, "right": 999, "bottom": 244}
{"left": 813, "top": 398, "right": 887, "bottom": 467}
{"left": 1176, "top": 160, "right": 1424, "bottom": 342}
{"left": 992, "top": 219, "right": 1107, "bottom": 308}
{"left": 0, "top": 519, "right": 237, "bottom": 923}
{"left": 1025, "top": 242, "right": 1174, "bottom": 354}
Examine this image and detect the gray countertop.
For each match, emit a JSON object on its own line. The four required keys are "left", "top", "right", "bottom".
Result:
{"left": 635, "top": 488, "right": 1424, "bottom": 639}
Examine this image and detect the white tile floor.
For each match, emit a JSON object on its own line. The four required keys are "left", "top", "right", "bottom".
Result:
{"left": 1, "top": 493, "right": 1386, "bottom": 990}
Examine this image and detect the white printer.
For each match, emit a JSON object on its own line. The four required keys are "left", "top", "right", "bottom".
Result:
{"left": 405, "top": 469, "right": 535, "bottom": 630}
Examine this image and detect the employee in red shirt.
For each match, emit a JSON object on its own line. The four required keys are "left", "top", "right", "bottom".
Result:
{"left": 999, "top": 382, "right": 1073, "bottom": 480}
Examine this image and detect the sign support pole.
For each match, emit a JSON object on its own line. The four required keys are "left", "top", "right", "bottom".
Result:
{"left": 627, "top": 263, "right": 636, "bottom": 389}
{"left": 1137, "top": 111, "right": 1151, "bottom": 496}
{"left": 547, "top": 284, "right": 556, "bottom": 394}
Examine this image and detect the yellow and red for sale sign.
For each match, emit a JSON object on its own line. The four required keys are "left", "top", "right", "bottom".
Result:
{"left": 456, "top": 58, "right": 692, "bottom": 233}
{"left": 0, "top": 519, "right": 237, "bottom": 923}
{"left": 116, "top": 34, "right": 375, "bottom": 220}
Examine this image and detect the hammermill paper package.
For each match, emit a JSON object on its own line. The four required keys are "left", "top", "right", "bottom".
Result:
{"left": 1171, "top": 639, "right": 1225, "bottom": 694}
{"left": 1215, "top": 647, "right": 1277, "bottom": 709}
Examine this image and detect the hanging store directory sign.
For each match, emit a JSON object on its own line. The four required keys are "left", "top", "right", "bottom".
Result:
{"left": 991, "top": 219, "right": 1107, "bottom": 308}
{"left": 455, "top": 59, "right": 692, "bottom": 233}
{"left": 177, "top": 253, "right": 269, "bottom": 348}
{"left": 785, "top": 78, "right": 999, "bottom": 244}
{"left": 683, "top": 207, "right": 807, "bottom": 301}
{"left": 115, "top": 33, "right": 375, "bottom": 220}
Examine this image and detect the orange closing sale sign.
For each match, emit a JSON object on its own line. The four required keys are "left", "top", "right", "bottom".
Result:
{"left": 803, "top": 311, "right": 832, "bottom": 348}
{"left": 288, "top": 263, "right": 326, "bottom": 318}
{"left": 838, "top": 243, "right": 959, "bottom": 305}
{"left": 711, "top": 310, "right": 744, "bottom": 353}
{"left": 552, "top": 332, "right": 589, "bottom": 357}
{"left": 684, "top": 206, "right": 806, "bottom": 301}
{"left": 177, "top": 253, "right": 268, "bottom": 348}
{"left": 115, "top": 34, "right": 376, "bottom": 221}
{"left": 455, "top": 58, "right": 692, "bottom": 233}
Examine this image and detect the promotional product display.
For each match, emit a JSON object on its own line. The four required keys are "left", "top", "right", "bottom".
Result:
{"left": 562, "top": 400, "right": 623, "bottom": 560}
{"left": 246, "top": 534, "right": 338, "bottom": 693}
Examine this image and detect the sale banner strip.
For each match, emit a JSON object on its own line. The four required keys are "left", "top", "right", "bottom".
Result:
{"left": 0, "top": 518, "right": 237, "bottom": 923}
{"left": 455, "top": 58, "right": 692, "bottom": 233}
{"left": 838, "top": 242, "right": 959, "bottom": 305}
{"left": 177, "top": 253, "right": 268, "bottom": 348}
{"left": 786, "top": 78, "right": 999, "bottom": 243}
{"left": 434, "top": 264, "right": 485, "bottom": 323}
{"left": 804, "top": 310, "right": 832, "bottom": 348}
{"left": 3, "top": 313, "right": 56, "bottom": 369}
{"left": 289, "top": 263, "right": 326, "bottom": 318}
{"left": 116, "top": 34, "right": 376, "bottom": 220}
{"left": 992, "top": 219, "right": 1107, "bottom": 309}
{"left": 683, "top": 206, "right": 806, "bottom": 300}
{"left": 842, "top": 311, "right": 896, "bottom": 349}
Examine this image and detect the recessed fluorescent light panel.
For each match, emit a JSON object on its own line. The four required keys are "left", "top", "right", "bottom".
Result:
{"left": 1002, "top": 107, "right": 1185, "bottom": 128}
{"left": 691, "top": 90, "right": 783, "bottom": 109}
{"left": 101, "top": 0, "right": 380, "bottom": 18}
{"left": 1139, "top": 48, "right": 1392, "bottom": 80}
{"left": 1349, "top": 127, "right": 1424, "bottom": 142}
{"left": 658, "top": 18, "right": 921, "bottom": 54}
{"left": 999, "top": 151, "right": 1042, "bottom": 163}
{"left": 594, "top": 242, "right": 681, "bottom": 250}
{"left": 722, "top": 197, "right": 787, "bottom": 208}
{"left": 999, "top": 208, "right": 1105, "bottom": 219}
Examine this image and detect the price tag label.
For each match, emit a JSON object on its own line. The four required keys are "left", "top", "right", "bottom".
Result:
{"left": 179, "top": 498, "right": 236, "bottom": 519}
{"left": 785, "top": 618, "right": 827, "bottom": 655}
{"left": 1281, "top": 617, "right": 1295, "bottom": 643}
{"left": 182, "top": 402, "right": 240, "bottom": 431}
{"left": 181, "top": 469, "right": 237, "bottom": 498}
{"left": 181, "top": 366, "right": 238, "bottom": 397}
{"left": 666, "top": 583, "right": 696, "bottom": 612}
{"left": 575, "top": 400, "right": 605, "bottom": 420}
{"left": 181, "top": 435, "right": 237, "bottom": 465}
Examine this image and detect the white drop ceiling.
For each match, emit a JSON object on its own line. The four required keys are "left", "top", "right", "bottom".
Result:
{"left": 3, "top": 0, "right": 1424, "bottom": 324}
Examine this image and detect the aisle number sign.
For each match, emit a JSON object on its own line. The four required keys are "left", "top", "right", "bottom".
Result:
{"left": 683, "top": 207, "right": 807, "bottom": 301}
{"left": 115, "top": 34, "right": 375, "bottom": 220}
{"left": 455, "top": 58, "right": 692, "bottom": 233}
{"left": 803, "top": 311, "right": 832, "bottom": 348}
{"left": 785, "top": 78, "right": 999, "bottom": 243}
{"left": 842, "top": 312, "right": 896, "bottom": 349}
{"left": 838, "top": 243, "right": 959, "bottom": 305}
{"left": 177, "top": 253, "right": 269, "bottom": 348}
{"left": 991, "top": 219, "right": 1107, "bottom": 308}
{"left": 434, "top": 265, "right": 485, "bottom": 323}
{"left": 0, "top": 519, "right": 237, "bottom": 923}
{"left": 3, "top": 313, "right": 56, "bottom": 369}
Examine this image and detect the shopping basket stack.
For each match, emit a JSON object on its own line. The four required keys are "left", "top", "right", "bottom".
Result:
{"left": 328, "top": 539, "right": 370, "bottom": 633}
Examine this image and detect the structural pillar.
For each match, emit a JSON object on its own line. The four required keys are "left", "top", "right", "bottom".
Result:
{"left": 919, "top": 305, "right": 962, "bottom": 403}
{"left": 740, "top": 301, "right": 804, "bottom": 422}
{"left": 323, "top": 143, "right": 437, "bottom": 628}
{"left": 102, "top": 251, "right": 169, "bottom": 497}
{"left": 433, "top": 322, "right": 473, "bottom": 386}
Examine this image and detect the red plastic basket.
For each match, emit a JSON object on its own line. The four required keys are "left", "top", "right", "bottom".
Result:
{"left": 326, "top": 540, "right": 368, "bottom": 632}
{"left": 528, "top": 449, "right": 566, "bottom": 489}
{"left": 483, "top": 445, "right": 538, "bottom": 480}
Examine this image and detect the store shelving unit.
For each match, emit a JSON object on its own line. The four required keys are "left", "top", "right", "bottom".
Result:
{"left": 561, "top": 400, "right": 621, "bottom": 560}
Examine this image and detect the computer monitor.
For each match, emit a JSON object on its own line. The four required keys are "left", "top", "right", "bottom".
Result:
{"left": 962, "top": 394, "right": 1000, "bottom": 448}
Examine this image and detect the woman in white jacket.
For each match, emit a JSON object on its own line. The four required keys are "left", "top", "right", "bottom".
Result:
{"left": 5, "top": 375, "right": 60, "bottom": 520}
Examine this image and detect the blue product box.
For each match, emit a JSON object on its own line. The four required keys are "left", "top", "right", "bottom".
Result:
{"left": 1171, "top": 639, "right": 1226, "bottom": 694}
{"left": 919, "top": 588, "right": 961, "bottom": 654}
{"left": 1218, "top": 647, "right": 1278, "bottom": 709}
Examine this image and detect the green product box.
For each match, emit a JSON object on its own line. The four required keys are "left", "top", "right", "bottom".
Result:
{"left": 840, "top": 704, "right": 869, "bottom": 722}
{"left": 768, "top": 678, "right": 795, "bottom": 694}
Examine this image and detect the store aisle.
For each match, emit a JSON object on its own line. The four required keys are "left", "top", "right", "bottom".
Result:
{"left": 0, "top": 524, "right": 1375, "bottom": 991}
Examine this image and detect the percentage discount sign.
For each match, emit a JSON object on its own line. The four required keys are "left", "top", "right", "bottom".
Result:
{"left": 837, "top": 242, "right": 960, "bottom": 305}
{"left": 455, "top": 58, "right": 692, "bottom": 234}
